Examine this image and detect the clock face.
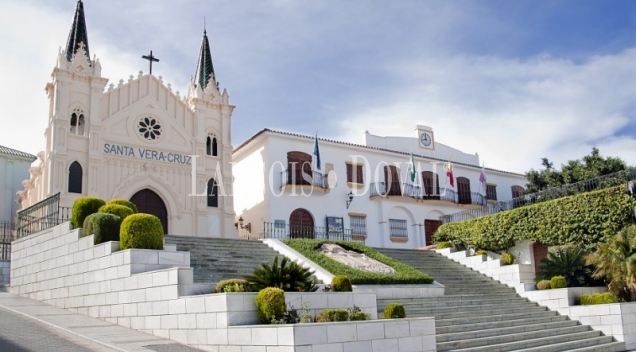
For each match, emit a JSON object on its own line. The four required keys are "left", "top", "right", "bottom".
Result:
{"left": 420, "top": 132, "right": 432, "bottom": 147}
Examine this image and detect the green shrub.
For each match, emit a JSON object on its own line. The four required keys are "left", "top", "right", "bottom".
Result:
{"left": 71, "top": 196, "right": 106, "bottom": 229}
{"left": 255, "top": 287, "right": 286, "bottom": 324}
{"left": 434, "top": 186, "right": 636, "bottom": 251}
{"left": 384, "top": 303, "right": 406, "bottom": 319}
{"left": 215, "top": 279, "right": 253, "bottom": 293}
{"left": 348, "top": 305, "right": 370, "bottom": 321}
{"left": 436, "top": 242, "right": 452, "bottom": 249}
{"left": 475, "top": 249, "right": 488, "bottom": 256}
{"left": 537, "top": 280, "right": 552, "bottom": 290}
{"left": 536, "top": 246, "right": 597, "bottom": 287}
{"left": 245, "top": 256, "right": 318, "bottom": 292}
{"left": 282, "top": 239, "right": 433, "bottom": 285}
{"left": 330, "top": 275, "right": 353, "bottom": 292}
{"left": 82, "top": 213, "right": 97, "bottom": 237}
{"left": 85, "top": 213, "right": 121, "bottom": 245}
{"left": 580, "top": 292, "right": 618, "bottom": 305}
{"left": 550, "top": 275, "right": 567, "bottom": 289}
{"left": 99, "top": 204, "right": 134, "bottom": 222}
{"left": 107, "top": 198, "right": 138, "bottom": 213}
{"left": 316, "top": 309, "right": 349, "bottom": 322}
{"left": 500, "top": 252, "right": 515, "bottom": 265}
{"left": 119, "top": 213, "right": 164, "bottom": 250}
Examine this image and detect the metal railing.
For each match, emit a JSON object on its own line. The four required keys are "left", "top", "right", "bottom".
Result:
{"left": 369, "top": 182, "right": 485, "bottom": 206}
{"left": 261, "top": 222, "right": 365, "bottom": 243}
{"left": 281, "top": 169, "right": 327, "bottom": 189}
{"left": 440, "top": 167, "right": 636, "bottom": 224}
{"left": 0, "top": 221, "right": 15, "bottom": 261}
{"left": 16, "top": 193, "right": 71, "bottom": 239}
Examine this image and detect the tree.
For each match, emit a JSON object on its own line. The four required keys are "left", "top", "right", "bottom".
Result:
{"left": 525, "top": 148, "right": 627, "bottom": 193}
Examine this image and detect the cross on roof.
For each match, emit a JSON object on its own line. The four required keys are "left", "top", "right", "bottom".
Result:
{"left": 141, "top": 50, "right": 160, "bottom": 75}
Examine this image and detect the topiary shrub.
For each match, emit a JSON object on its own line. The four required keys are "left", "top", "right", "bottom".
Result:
{"left": 99, "top": 204, "right": 134, "bottom": 222}
{"left": 537, "top": 280, "right": 552, "bottom": 290}
{"left": 580, "top": 292, "right": 618, "bottom": 305}
{"left": 71, "top": 196, "right": 106, "bottom": 229}
{"left": 82, "top": 213, "right": 97, "bottom": 237}
{"left": 215, "top": 279, "right": 253, "bottom": 293}
{"left": 255, "top": 287, "right": 285, "bottom": 324}
{"left": 119, "top": 213, "right": 164, "bottom": 250}
{"left": 550, "top": 275, "right": 567, "bottom": 289}
{"left": 85, "top": 213, "right": 122, "bottom": 245}
{"left": 330, "top": 275, "right": 353, "bottom": 292}
{"left": 315, "top": 309, "right": 349, "bottom": 322}
{"left": 348, "top": 305, "right": 370, "bottom": 321}
{"left": 500, "top": 252, "right": 515, "bottom": 265}
{"left": 245, "top": 256, "right": 318, "bottom": 292}
{"left": 475, "top": 249, "right": 488, "bottom": 256}
{"left": 384, "top": 303, "right": 406, "bottom": 319}
{"left": 436, "top": 242, "right": 452, "bottom": 249}
{"left": 107, "top": 198, "right": 138, "bottom": 213}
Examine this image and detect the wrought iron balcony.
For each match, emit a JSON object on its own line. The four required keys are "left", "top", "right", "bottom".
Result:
{"left": 281, "top": 169, "right": 327, "bottom": 189}
{"left": 369, "top": 183, "right": 485, "bottom": 206}
{"left": 261, "top": 222, "right": 365, "bottom": 243}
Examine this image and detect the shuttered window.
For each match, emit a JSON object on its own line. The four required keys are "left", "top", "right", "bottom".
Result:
{"left": 486, "top": 184, "right": 497, "bottom": 201}
{"left": 68, "top": 161, "right": 82, "bottom": 194}
{"left": 346, "top": 164, "right": 363, "bottom": 184}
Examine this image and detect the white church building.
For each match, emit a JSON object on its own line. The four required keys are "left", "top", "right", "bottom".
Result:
{"left": 18, "top": 1, "right": 236, "bottom": 237}
{"left": 233, "top": 127, "right": 527, "bottom": 249}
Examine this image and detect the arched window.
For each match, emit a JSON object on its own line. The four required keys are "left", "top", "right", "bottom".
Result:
{"left": 70, "top": 113, "right": 78, "bottom": 134}
{"left": 70, "top": 108, "right": 85, "bottom": 136}
{"left": 207, "top": 178, "right": 218, "bottom": 207}
{"left": 287, "top": 151, "right": 312, "bottom": 185}
{"left": 68, "top": 161, "right": 83, "bottom": 194}
{"left": 206, "top": 137, "right": 212, "bottom": 156}
{"left": 212, "top": 137, "right": 218, "bottom": 156}
{"left": 511, "top": 185, "right": 525, "bottom": 198}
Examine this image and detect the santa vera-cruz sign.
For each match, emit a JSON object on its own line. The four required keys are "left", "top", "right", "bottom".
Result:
{"left": 103, "top": 143, "right": 192, "bottom": 165}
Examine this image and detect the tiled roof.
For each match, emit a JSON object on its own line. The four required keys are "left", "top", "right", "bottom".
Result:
{"left": 233, "top": 128, "right": 526, "bottom": 177}
{"left": 0, "top": 145, "right": 37, "bottom": 160}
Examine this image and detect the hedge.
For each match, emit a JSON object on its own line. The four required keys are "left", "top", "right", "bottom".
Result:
{"left": 281, "top": 239, "right": 433, "bottom": 285}
{"left": 580, "top": 292, "right": 618, "bottom": 305}
{"left": 434, "top": 186, "right": 636, "bottom": 251}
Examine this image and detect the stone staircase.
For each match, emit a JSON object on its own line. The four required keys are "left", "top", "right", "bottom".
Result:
{"left": 164, "top": 236, "right": 280, "bottom": 284}
{"left": 375, "top": 248, "right": 626, "bottom": 352}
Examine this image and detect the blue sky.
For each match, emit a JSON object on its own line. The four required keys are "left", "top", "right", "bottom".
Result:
{"left": 2, "top": 0, "right": 636, "bottom": 173}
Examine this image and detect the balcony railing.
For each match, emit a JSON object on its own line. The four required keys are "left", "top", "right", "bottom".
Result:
{"left": 0, "top": 221, "right": 15, "bottom": 261}
{"left": 261, "top": 222, "right": 365, "bottom": 243}
{"left": 369, "top": 183, "right": 485, "bottom": 206}
{"left": 16, "top": 192, "right": 72, "bottom": 239}
{"left": 281, "top": 169, "right": 327, "bottom": 189}
{"left": 440, "top": 167, "right": 636, "bottom": 224}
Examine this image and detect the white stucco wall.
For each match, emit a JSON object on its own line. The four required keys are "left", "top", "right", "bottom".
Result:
{"left": 0, "top": 152, "right": 34, "bottom": 222}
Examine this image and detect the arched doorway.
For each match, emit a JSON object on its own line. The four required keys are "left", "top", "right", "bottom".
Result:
{"left": 289, "top": 208, "right": 314, "bottom": 239}
{"left": 130, "top": 189, "right": 168, "bottom": 234}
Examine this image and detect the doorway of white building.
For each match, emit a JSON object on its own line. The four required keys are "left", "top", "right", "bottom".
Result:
{"left": 289, "top": 208, "right": 314, "bottom": 239}
{"left": 130, "top": 189, "right": 168, "bottom": 234}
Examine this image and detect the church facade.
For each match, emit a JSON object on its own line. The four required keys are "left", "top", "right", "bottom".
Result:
{"left": 18, "top": 1, "right": 237, "bottom": 237}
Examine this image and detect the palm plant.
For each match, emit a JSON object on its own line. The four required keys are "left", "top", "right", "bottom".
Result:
{"left": 536, "top": 246, "right": 596, "bottom": 287}
{"left": 245, "top": 256, "right": 318, "bottom": 292}
{"left": 586, "top": 225, "right": 636, "bottom": 302}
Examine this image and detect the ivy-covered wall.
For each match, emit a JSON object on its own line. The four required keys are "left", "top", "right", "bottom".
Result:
{"left": 434, "top": 186, "right": 636, "bottom": 251}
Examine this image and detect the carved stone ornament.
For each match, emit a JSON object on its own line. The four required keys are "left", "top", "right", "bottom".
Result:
{"left": 319, "top": 243, "right": 396, "bottom": 274}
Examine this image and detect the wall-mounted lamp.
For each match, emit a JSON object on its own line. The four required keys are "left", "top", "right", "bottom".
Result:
{"left": 238, "top": 216, "right": 251, "bottom": 233}
{"left": 346, "top": 191, "right": 354, "bottom": 209}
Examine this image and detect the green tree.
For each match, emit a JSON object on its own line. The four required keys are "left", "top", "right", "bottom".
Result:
{"left": 525, "top": 148, "right": 627, "bottom": 193}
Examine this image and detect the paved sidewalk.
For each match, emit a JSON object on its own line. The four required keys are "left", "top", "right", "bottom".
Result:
{"left": 0, "top": 292, "right": 202, "bottom": 352}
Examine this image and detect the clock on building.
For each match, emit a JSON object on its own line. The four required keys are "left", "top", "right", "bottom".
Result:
{"left": 420, "top": 132, "right": 432, "bottom": 147}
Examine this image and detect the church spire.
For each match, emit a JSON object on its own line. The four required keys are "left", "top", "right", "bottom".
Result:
{"left": 194, "top": 29, "right": 217, "bottom": 91}
{"left": 65, "top": 0, "right": 90, "bottom": 63}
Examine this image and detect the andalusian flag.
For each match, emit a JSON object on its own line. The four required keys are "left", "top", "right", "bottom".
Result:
{"left": 408, "top": 152, "right": 416, "bottom": 182}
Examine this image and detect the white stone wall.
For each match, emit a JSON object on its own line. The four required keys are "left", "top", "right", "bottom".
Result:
{"left": 0, "top": 261, "right": 9, "bottom": 285}
{"left": 520, "top": 287, "right": 608, "bottom": 310}
{"left": 563, "top": 303, "right": 636, "bottom": 349}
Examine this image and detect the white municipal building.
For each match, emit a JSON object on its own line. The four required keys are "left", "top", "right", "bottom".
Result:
{"left": 17, "top": 1, "right": 236, "bottom": 237}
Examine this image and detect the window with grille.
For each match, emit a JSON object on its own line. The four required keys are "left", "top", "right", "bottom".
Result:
{"left": 389, "top": 219, "right": 408, "bottom": 238}
{"left": 346, "top": 163, "right": 364, "bottom": 184}
{"left": 486, "top": 184, "right": 497, "bottom": 201}
{"left": 350, "top": 215, "right": 367, "bottom": 235}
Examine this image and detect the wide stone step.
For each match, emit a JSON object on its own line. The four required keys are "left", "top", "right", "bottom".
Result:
{"left": 378, "top": 297, "right": 529, "bottom": 310}
{"left": 436, "top": 315, "right": 570, "bottom": 335}
{"left": 436, "top": 320, "right": 581, "bottom": 343}
{"left": 377, "top": 293, "right": 520, "bottom": 304}
{"left": 441, "top": 331, "right": 609, "bottom": 352}
{"left": 437, "top": 326, "right": 598, "bottom": 351}
{"left": 537, "top": 340, "right": 626, "bottom": 352}
{"left": 407, "top": 305, "right": 550, "bottom": 321}
{"left": 435, "top": 310, "right": 560, "bottom": 327}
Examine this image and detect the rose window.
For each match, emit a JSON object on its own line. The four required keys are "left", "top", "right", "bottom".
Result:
{"left": 138, "top": 117, "right": 162, "bottom": 140}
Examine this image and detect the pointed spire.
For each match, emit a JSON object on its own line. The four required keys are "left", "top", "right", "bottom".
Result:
{"left": 65, "top": 0, "right": 90, "bottom": 64}
{"left": 194, "top": 29, "right": 217, "bottom": 91}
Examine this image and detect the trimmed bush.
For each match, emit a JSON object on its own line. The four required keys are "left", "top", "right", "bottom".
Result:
{"left": 348, "top": 305, "right": 370, "bottom": 321}
{"left": 436, "top": 242, "right": 452, "bottom": 249}
{"left": 434, "top": 186, "right": 636, "bottom": 251}
{"left": 215, "top": 279, "right": 252, "bottom": 293}
{"left": 99, "top": 204, "right": 134, "bottom": 222}
{"left": 315, "top": 309, "right": 349, "bottom": 322}
{"left": 475, "top": 249, "right": 488, "bottom": 256}
{"left": 119, "top": 213, "right": 164, "bottom": 250}
{"left": 580, "top": 292, "right": 618, "bottom": 305}
{"left": 255, "top": 287, "right": 285, "bottom": 324}
{"left": 500, "top": 252, "right": 515, "bottom": 265}
{"left": 71, "top": 196, "right": 106, "bottom": 229}
{"left": 85, "top": 213, "right": 121, "bottom": 245}
{"left": 82, "top": 213, "right": 97, "bottom": 237}
{"left": 384, "top": 303, "right": 406, "bottom": 319}
{"left": 537, "top": 280, "right": 552, "bottom": 290}
{"left": 550, "top": 275, "right": 567, "bottom": 289}
{"left": 330, "top": 275, "right": 353, "bottom": 292}
{"left": 245, "top": 256, "right": 318, "bottom": 292}
{"left": 107, "top": 198, "right": 138, "bottom": 213}
{"left": 282, "top": 239, "right": 433, "bottom": 285}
